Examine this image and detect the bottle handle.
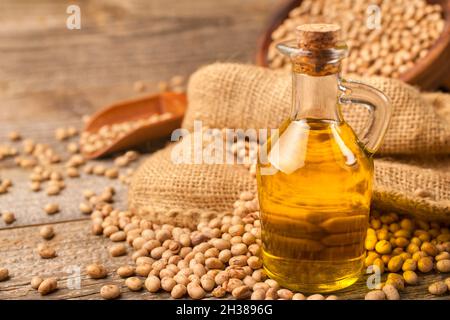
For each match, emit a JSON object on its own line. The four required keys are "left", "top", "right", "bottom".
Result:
{"left": 339, "top": 79, "right": 392, "bottom": 155}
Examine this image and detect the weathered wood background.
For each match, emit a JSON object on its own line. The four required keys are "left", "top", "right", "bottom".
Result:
{"left": 0, "top": 0, "right": 448, "bottom": 300}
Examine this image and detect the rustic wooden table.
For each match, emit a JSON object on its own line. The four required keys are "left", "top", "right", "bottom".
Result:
{"left": 0, "top": 0, "right": 448, "bottom": 300}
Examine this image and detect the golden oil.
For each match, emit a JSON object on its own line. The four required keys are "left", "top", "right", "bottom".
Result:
{"left": 257, "top": 118, "right": 372, "bottom": 292}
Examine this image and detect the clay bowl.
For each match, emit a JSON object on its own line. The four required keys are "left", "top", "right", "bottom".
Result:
{"left": 82, "top": 92, "right": 187, "bottom": 159}
{"left": 256, "top": 0, "right": 450, "bottom": 90}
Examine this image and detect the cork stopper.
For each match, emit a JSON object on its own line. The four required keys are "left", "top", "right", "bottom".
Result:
{"left": 296, "top": 24, "right": 341, "bottom": 50}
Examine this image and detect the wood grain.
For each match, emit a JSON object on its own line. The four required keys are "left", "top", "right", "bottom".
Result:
{"left": 1, "top": 220, "right": 448, "bottom": 300}
{"left": 0, "top": 0, "right": 277, "bottom": 122}
{"left": 0, "top": 118, "right": 132, "bottom": 228}
{"left": 0, "top": 220, "right": 169, "bottom": 300}
{"left": 0, "top": 0, "right": 276, "bottom": 227}
{"left": 0, "top": 164, "right": 128, "bottom": 229}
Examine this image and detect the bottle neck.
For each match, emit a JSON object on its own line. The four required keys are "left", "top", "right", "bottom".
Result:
{"left": 291, "top": 70, "right": 343, "bottom": 122}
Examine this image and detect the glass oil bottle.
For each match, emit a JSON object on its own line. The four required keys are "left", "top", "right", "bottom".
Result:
{"left": 256, "top": 24, "right": 391, "bottom": 292}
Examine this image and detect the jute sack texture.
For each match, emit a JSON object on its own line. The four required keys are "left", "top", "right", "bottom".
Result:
{"left": 129, "top": 143, "right": 256, "bottom": 229}
{"left": 130, "top": 63, "right": 450, "bottom": 225}
{"left": 183, "top": 63, "right": 450, "bottom": 155}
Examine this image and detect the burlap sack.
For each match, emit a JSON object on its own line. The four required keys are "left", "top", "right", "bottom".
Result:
{"left": 129, "top": 144, "right": 256, "bottom": 229}
{"left": 183, "top": 63, "right": 450, "bottom": 155}
{"left": 129, "top": 63, "right": 450, "bottom": 224}
{"left": 374, "top": 158, "right": 450, "bottom": 221}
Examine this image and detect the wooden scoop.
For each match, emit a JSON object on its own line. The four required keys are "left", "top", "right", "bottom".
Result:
{"left": 82, "top": 92, "right": 187, "bottom": 159}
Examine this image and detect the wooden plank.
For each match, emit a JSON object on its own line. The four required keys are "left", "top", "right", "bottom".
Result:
{"left": 0, "top": 219, "right": 448, "bottom": 300}
{"left": 0, "top": 119, "right": 130, "bottom": 228}
{"left": 0, "top": 0, "right": 276, "bottom": 229}
{"left": 0, "top": 163, "right": 128, "bottom": 229}
{"left": 335, "top": 272, "right": 450, "bottom": 300}
{"left": 0, "top": 0, "right": 277, "bottom": 123}
{"left": 0, "top": 0, "right": 276, "bottom": 227}
{"left": 0, "top": 220, "right": 169, "bottom": 300}
{"left": 0, "top": 118, "right": 169, "bottom": 228}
